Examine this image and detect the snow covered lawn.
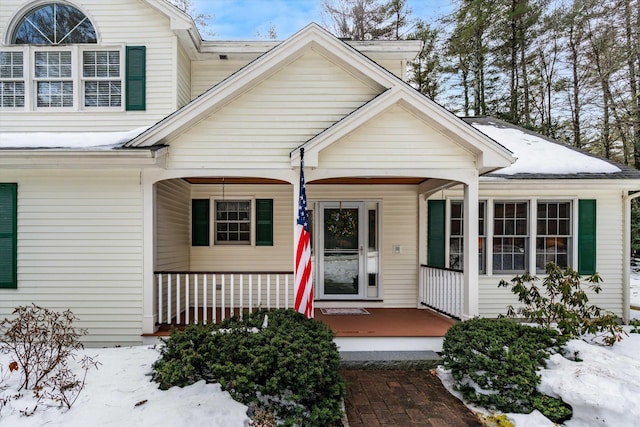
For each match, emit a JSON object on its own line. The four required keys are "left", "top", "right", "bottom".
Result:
{"left": 1, "top": 272, "right": 639, "bottom": 426}
{"left": 0, "top": 345, "right": 250, "bottom": 427}
{"left": 437, "top": 269, "right": 640, "bottom": 427}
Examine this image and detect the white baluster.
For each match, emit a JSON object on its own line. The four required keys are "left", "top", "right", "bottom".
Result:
{"left": 221, "top": 274, "right": 226, "bottom": 322}
{"left": 185, "top": 274, "right": 190, "bottom": 324}
{"left": 203, "top": 274, "right": 208, "bottom": 325}
{"left": 194, "top": 274, "right": 199, "bottom": 324}
{"left": 249, "top": 275, "right": 253, "bottom": 314}
{"left": 176, "top": 274, "right": 181, "bottom": 324}
{"left": 167, "top": 274, "right": 172, "bottom": 324}
{"left": 239, "top": 275, "right": 244, "bottom": 320}
{"left": 157, "top": 274, "right": 163, "bottom": 324}
{"left": 212, "top": 274, "right": 217, "bottom": 324}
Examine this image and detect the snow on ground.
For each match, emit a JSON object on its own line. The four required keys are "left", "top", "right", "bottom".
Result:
{"left": 631, "top": 264, "right": 640, "bottom": 320}
{"left": 438, "top": 327, "right": 640, "bottom": 427}
{"left": 2, "top": 272, "right": 639, "bottom": 426}
{"left": 0, "top": 345, "right": 249, "bottom": 427}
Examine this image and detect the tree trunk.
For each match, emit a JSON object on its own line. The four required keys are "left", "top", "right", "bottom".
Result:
{"left": 625, "top": 0, "right": 640, "bottom": 168}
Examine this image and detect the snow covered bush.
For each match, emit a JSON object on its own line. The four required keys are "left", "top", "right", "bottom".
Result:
{"left": 152, "top": 309, "right": 344, "bottom": 427}
{"left": 498, "top": 262, "right": 625, "bottom": 346}
{"left": 441, "top": 317, "right": 572, "bottom": 423}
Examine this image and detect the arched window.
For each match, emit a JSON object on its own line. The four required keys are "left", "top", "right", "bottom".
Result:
{"left": 0, "top": 2, "right": 142, "bottom": 110}
{"left": 12, "top": 2, "right": 97, "bottom": 45}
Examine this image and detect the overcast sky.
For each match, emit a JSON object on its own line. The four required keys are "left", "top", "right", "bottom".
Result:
{"left": 194, "top": 0, "right": 453, "bottom": 40}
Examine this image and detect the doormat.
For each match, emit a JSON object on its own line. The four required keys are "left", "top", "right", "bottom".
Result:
{"left": 320, "top": 308, "right": 370, "bottom": 315}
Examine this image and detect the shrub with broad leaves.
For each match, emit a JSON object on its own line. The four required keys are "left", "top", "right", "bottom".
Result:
{"left": 498, "top": 262, "right": 625, "bottom": 346}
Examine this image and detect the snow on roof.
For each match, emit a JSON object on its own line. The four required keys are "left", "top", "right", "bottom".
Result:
{"left": 467, "top": 119, "right": 621, "bottom": 175}
{"left": 0, "top": 127, "right": 150, "bottom": 150}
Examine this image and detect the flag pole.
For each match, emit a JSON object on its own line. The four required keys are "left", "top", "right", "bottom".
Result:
{"left": 294, "top": 147, "right": 314, "bottom": 318}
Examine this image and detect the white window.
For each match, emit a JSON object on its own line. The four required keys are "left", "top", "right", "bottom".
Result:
{"left": 214, "top": 200, "right": 252, "bottom": 245}
{"left": 0, "top": 51, "right": 24, "bottom": 108}
{"left": 2, "top": 3, "right": 123, "bottom": 111}
{"left": 493, "top": 201, "right": 528, "bottom": 273}
{"left": 82, "top": 51, "right": 121, "bottom": 107}
{"left": 34, "top": 50, "right": 73, "bottom": 107}
{"left": 449, "top": 201, "right": 486, "bottom": 273}
{"left": 536, "top": 201, "right": 571, "bottom": 272}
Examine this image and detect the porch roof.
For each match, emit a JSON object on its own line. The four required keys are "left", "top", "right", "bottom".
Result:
{"left": 466, "top": 117, "right": 640, "bottom": 180}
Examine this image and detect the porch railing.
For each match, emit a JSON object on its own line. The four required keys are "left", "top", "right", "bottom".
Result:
{"left": 420, "top": 265, "right": 463, "bottom": 319}
{"left": 154, "top": 271, "right": 294, "bottom": 325}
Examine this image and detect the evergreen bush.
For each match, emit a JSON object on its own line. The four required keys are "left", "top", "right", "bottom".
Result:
{"left": 441, "top": 317, "right": 572, "bottom": 423}
{"left": 152, "top": 309, "right": 344, "bottom": 427}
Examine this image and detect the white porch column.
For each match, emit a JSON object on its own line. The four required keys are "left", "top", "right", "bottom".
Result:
{"left": 462, "top": 174, "right": 479, "bottom": 319}
{"left": 292, "top": 176, "right": 300, "bottom": 271}
{"left": 417, "top": 193, "right": 427, "bottom": 306}
{"left": 142, "top": 169, "right": 158, "bottom": 334}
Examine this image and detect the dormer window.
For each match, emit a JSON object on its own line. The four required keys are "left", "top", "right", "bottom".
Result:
{"left": 0, "top": 2, "right": 140, "bottom": 111}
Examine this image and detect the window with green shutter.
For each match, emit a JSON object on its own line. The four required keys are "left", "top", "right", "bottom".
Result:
{"left": 427, "top": 200, "right": 446, "bottom": 268}
{"left": 126, "top": 46, "right": 145, "bottom": 111}
{"left": 0, "top": 183, "right": 17, "bottom": 289}
{"left": 255, "top": 199, "right": 274, "bottom": 246}
{"left": 192, "top": 199, "right": 210, "bottom": 246}
{"left": 578, "top": 199, "right": 597, "bottom": 274}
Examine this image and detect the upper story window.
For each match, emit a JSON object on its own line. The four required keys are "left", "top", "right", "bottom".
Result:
{"left": 12, "top": 3, "right": 97, "bottom": 45}
{"left": 0, "top": 2, "right": 139, "bottom": 111}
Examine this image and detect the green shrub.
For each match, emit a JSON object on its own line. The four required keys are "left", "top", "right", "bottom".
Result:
{"left": 441, "top": 317, "right": 572, "bottom": 423}
{"left": 630, "top": 319, "right": 640, "bottom": 334}
{"left": 152, "top": 309, "right": 344, "bottom": 427}
{"left": 498, "top": 262, "right": 625, "bottom": 346}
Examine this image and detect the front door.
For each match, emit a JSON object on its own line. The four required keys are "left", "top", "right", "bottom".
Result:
{"left": 318, "top": 202, "right": 367, "bottom": 299}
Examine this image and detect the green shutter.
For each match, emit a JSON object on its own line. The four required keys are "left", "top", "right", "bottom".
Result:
{"left": 578, "top": 199, "right": 597, "bottom": 274}
{"left": 0, "top": 183, "right": 17, "bottom": 289}
{"left": 192, "top": 199, "right": 210, "bottom": 247}
{"left": 255, "top": 199, "right": 274, "bottom": 246}
{"left": 126, "top": 46, "right": 146, "bottom": 111}
{"left": 427, "top": 200, "right": 446, "bottom": 268}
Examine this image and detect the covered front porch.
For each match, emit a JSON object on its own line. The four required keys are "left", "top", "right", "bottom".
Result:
{"left": 149, "top": 264, "right": 462, "bottom": 350}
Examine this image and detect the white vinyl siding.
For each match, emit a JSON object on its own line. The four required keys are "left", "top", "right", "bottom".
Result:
{"left": 0, "top": 169, "right": 143, "bottom": 346}
{"left": 0, "top": 0, "right": 177, "bottom": 131}
{"left": 191, "top": 59, "right": 249, "bottom": 99}
{"left": 167, "top": 48, "right": 382, "bottom": 169}
{"left": 155, "top": 179, "right": 190, "bottom": 272}
{"left": 319, "top": 105, "right": 476, "bottom": 169}
{"left": 189, "top": 185, "right": 293, "bottom": 271}
{"left": 176, "top": 43, "right": 191, "bottom": 108}
{"left": 441, "top": 181, "right": 627, "bottom": 318}
{"left": 310, "top": 185, "right": 419, "bottom": 307}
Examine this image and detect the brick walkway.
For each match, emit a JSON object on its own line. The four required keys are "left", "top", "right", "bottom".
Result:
{"left": 342, "top": 370, "right": 483, "bottom": 427}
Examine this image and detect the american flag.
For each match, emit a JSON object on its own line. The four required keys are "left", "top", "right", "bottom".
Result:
{"left": 294, "top": 148, "right": 313, "bottom": 318}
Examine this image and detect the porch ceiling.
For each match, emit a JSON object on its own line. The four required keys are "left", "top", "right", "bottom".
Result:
{"left": 183, "top": 177, "right": 429, "bottom": 185}
{"left": 310, "top": 177, "right": 428, "bottom": 185}
{"left": 183, "top": 177, "right": 290, "bottom": 184}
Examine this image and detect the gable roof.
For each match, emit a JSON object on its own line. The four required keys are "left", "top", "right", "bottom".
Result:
{"left": 123, "top": 22, "right": 514, "bottom": 174}
{"left": 124, "top": 23, "right": 400, "bottom": 148}
{"left": 289, "top": 86, "right": 515, "bottom": 173}
{"left": 465, "top": 117, "right": 640, "bottom": 179}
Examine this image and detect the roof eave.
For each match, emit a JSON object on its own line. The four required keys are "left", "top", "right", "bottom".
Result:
{"left": 0, "top": 147, "right": 168, "bottom": 169}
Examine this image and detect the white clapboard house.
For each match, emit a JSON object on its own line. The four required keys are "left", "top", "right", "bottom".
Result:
{"left": 1, "top": 0, "right": 639, "bottom": 349}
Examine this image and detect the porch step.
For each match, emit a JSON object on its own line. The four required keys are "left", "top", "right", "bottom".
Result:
{"left": 340, "top": 350, "right": 441, "bottom": 370}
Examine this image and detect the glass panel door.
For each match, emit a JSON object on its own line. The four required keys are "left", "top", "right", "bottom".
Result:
{"left": 319, "top": 202, "right": 364, "bottom": 298}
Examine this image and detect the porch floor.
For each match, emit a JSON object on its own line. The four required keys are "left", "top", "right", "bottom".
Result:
{"left": 150, "top": 307, "right": 456, "bottom": 338}
{"left": 314, "top": 308, "right": 456, "bottom": 337}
